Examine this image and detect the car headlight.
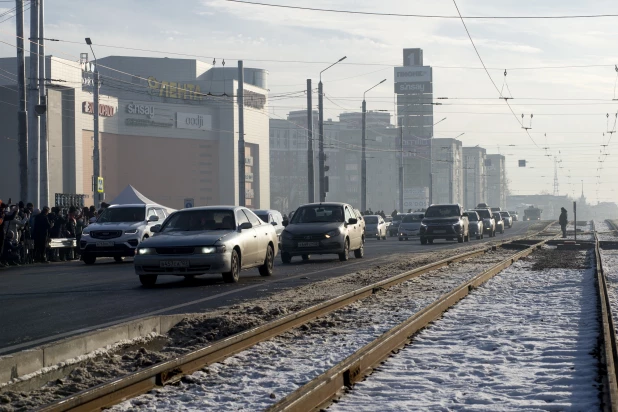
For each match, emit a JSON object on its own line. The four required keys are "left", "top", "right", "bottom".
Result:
{"left": 125, "top": 229, "right": 138, "bottom": 235}
{"left": 420, "top": 223, "right": 427, "bottom": 227}
{"left": 196, "top": 246, "right": 226, "bottom": 254}
{"left": 137, "top": 248, "right": 154, "bottom": 255}
{"left": 282, "top": 231, "right": 293, "bottom": 240}
{"left": 82, "top": 230, "right": 90, "bottom": 236}
{"left": 325, "top": 228, "right": 341, "bottom": 239}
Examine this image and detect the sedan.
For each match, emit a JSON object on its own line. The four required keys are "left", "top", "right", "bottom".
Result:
{"left": 500, "top": 211, "right": 513, "bottom": 228}
{"left": 364, "top": 215, "right": 387, "bottom": 240}
{"left": 134, "top": 206, "right": 278, "bottom": 286}
{"left": 493, "top": 212, "right": 505, "bottom": 234}
{"left": 398, "top": 213, "right": 424, "bottom": 240}
{"left": 466, "top": 211, "right": 484, "bottom": 240}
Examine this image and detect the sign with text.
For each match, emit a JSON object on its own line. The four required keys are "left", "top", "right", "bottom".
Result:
{"left": 97, "top": 177, "right": 104, "bottom": 193}
{"left": 394, "top": 67, "right": 432, "bottom": 82}
{"left": 83, "top": 102, "right": 115, "bottom": 117}
{"left": 403, "top": 187, "right": 429, "bottom": 210}
{"left": 403, "top": 48, "right": 423, "bottom": 67}
{"left": 176, "top": 112, "right": 212, "bottom": 131}
{"left": 395, "top": 81, "right": 432, "bottom": 94}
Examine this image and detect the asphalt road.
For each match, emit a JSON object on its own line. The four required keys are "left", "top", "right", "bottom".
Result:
{"left": 0, "top": 222, "right": 535, "bottom": 354}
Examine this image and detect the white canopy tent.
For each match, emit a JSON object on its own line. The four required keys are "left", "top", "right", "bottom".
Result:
{"left": 109, "top": 185, "right": 176, "bottom": 215}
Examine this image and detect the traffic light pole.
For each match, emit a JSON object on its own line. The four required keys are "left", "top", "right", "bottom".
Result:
{"left": 318, "top": 80, "right": 325, "bottom": 202}
{"left": 307, "top": 79, "right": 314, "bottom": 203}
{"left": 361, "top": 99, "right": 366, "bottom": 212}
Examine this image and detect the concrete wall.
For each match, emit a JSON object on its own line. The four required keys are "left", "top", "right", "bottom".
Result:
{"left": 463, "top": 147, "right": 487, "bottom": 209}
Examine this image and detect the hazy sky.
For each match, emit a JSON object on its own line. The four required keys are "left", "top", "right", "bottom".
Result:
{"left": 1, "top": 0, "right": 618, "bottom": 203}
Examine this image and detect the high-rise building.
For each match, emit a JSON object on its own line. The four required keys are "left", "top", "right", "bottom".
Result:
{"left": 394, "top": 48, "right": 433, "bottom": 209}
{"left": 462, "top": 147, "right": 487, "bottom": 209}
{"left": 430, "top": 138, "right": 463, "bottom": 205}
{"left": 486, "top": 154, "right": 506, "bottom": 209}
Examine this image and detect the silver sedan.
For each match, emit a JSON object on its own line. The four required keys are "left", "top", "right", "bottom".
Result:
{"left": 134, "top": 206, "right": 278, "bottom": 286}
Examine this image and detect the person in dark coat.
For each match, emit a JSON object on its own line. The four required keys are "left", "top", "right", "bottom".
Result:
{"left": 559, "top": 207, "right": 568, "bottom": 238}
{"left": 33, "top": 207, "right": 52, "bottom": 263}
{"left": 0, "top": 201, "right": 17, "bottom": 267}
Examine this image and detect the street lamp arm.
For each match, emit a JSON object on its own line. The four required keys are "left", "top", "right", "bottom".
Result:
{"left": 320, "top": 56, "right": 347, "bottom": 81}
{"left": 363, "top": 78, "right": 387, "bottom": 100}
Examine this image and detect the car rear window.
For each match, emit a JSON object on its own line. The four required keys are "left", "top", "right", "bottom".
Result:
{"left": 473, "top": 209, "right": 491, "bottom": 219}
{"left": 466, "top": 212, "right": 479, "bottom": 221}
{"left": 364, "top": 216, "right": 379, "bottom": 224}
{"left": 500, "top": 212, "right": 510, "bottom": 217}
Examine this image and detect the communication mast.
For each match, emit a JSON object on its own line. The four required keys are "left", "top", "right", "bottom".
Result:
{"left": 553, "top": 156, "right": 559, "bottom": 196}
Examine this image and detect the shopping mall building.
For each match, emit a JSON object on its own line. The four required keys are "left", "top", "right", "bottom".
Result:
{"left": 0, "top": 55, "right": 270, "bottom": 209}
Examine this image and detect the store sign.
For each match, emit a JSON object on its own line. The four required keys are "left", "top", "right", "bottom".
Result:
{"left": 125, "top": 118, "right": 173, "bottom": 128}
{"left": 147, "top": 76, "right": 203, "bottom": 100}
{"left": 245, "top": 173, "right": 254, "bottom": 183}
{"left": 394, "top": 67, "right": 432, "bottom": 82}
{"left": 403, "top": 187, "right": 429, "bottom": 210}
{"left": 176, "top": 112, "right": 212, "bottom": 131}
{"left": 243, "top": 89, "right": 266, "bottom": 110}
{"left": 403, "top": 48, "right": 423, "bottom": 67}
{"left": 126, "top": 102, "right": 155, "bottom": 118}
{"left": 82, "top": 102, "right": 115, "bottom": 117}
{"left": 395, "top": 81, "right": 432, "bottom": 94}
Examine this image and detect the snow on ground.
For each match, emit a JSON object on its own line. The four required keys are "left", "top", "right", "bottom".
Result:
{"left": 332, "top": 250, "right": 600, "bottom": 412}
{"left": 600, "top": 248, "right": 618, "bottom": 339}
{"left": 109, "top": 249, "right": 520, "bottom": 411}
{"left": 595, "top": 220, "right": 618, "bottom": 241}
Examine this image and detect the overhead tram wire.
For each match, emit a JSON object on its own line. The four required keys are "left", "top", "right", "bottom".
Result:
{"left": 224, "top": 0, "right": 618, "bottom": 19}
{"left": 451, "top": 0, "right": 540, "bottom": 150}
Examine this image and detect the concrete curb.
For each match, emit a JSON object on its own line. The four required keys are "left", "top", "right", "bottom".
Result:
{"left": 0, "top": 314, "right": 188, "bottom": 387}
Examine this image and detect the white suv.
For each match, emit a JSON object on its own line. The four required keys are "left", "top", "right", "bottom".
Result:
{"left": 80, "top": 204, "right": 169, "bottom": 264}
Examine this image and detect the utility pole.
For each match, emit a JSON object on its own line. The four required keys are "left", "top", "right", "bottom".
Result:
{"left": 15, "top": 0, "right": 28, "bottom": 203}
{"left": 399, "top": 123, "right": 404, "bottom": 212}
{"left": 27, "top": 0, "right": 39, "bottom": 206}
{"left": 86, "top": 38, "right": 100, "bottom": 207}
{"left": 318, "top": 56, "right": 346, "bottom": 203}
{"left": 318, "top": 80, "right": 324, "bottom": 202}
{"left": 38, "top": 0, "right": 48, "bottom": 206}
{"left": 237, "top": 60, "right": 246, "bottom": 207}
{"left": 307, "top": 79, "right": 314, "bottom": 203}
{"left": 361, "top": 79, "right": 386, "bottom": 212}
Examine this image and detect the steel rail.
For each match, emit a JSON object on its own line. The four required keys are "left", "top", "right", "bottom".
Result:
{"left": 267, "top": 235, "right": 558, "bottom": 412}
{"left": 36, "top": 225, "right": 553, "bottom": 412}
{"left": 599, "top": 220, "right": 618, "bottom": 411}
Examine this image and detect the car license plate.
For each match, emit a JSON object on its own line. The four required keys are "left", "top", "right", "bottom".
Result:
{"left": 160, "top": 260, "right": 190, "bottom": 268}
{"left": 298, "top": 241, "right": 319, "bottom": 247}
{"left": 95, "top": 241, "right": 114, "bottom": 247}
{"left": 433, "top": 230, "right": 446, "bottom": 234}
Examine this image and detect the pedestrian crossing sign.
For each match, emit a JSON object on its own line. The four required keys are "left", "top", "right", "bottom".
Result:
{"left": 97, "top": 177, "right": 104, "bottom": 193}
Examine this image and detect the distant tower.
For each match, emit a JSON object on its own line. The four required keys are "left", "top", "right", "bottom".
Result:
{"left": 553, "top": 156, "right": 559, "bottom": 196}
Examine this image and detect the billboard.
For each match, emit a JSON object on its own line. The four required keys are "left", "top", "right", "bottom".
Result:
{"left": 395, "top": 81, "right": 432, "bottom": 94}
{"left": 403, "top": 187, "right": 429, "bottom": 210}
{"left": 402, "top": 48, "right": 423, "bottom": 67}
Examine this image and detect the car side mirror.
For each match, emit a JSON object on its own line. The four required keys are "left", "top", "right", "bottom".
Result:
{"left": 239, "top": 222, "right": 252, "bottom": 230}
{"left": 271, "top": 221, "right": 277, "bottom": 226}
{"left": 348, "top": 218, "right": 358, "bottom": 225}
{"left": 462, "top": 213, "right": 468, "bottom": 217}
{"left": 282, "top": 220, "right": 289, "bottom": 227}
{"left": 151, "top": 224, "right": 161, "bottom": 233}
{"left": 148, "top": 215, "right": 159, "bottom": 222}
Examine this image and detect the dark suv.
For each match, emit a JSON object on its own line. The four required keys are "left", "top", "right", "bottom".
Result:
{"left": 419, "top": 204, "right": 470, "bottom": 245}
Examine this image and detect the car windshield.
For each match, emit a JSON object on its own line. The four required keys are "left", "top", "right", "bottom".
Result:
{"left": 291, "top": 205, "right": 344, "bottom": 224}
{"left": 255, "top": 212, "right": 269, "bottom": 223}
{"left": 493, "top": 213, "right": 502, "bottom": 220}
{"left": 364, "top": 216, "right": 379, "bottom": 224}
{"left": 466, "top": 212, "right": 479, "bottom": 221}
{"left": 403, "top": 214, "right": 423, "bottom": 223}
{"left": 424, "top": 206, "right": 460, "bottom": 218}
{"left": 161, "top": 209, "right": 236, "bottom": 232}
{"left": 473, "top": 209, "right": 492, "bottom": 219}
{"left": 97, "top": 207, "right": 145, "bottom": 223}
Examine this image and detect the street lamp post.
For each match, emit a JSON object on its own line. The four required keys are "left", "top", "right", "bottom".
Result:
{"left": 361, "top": 79, "right": 386, "bottom": 213}
{"left": 318, "top": 56, "right": 346, "bottom": 202}
{"left": 85, "top": 38, "right": 101, "bottom": 207}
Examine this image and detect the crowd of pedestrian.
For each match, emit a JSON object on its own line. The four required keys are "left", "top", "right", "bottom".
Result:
{"left": 0, "top": 198, "right": 108, "bottom": 268}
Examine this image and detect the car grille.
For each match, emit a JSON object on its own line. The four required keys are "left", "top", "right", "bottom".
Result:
{"left": 90, "top": 230, "right": 122, "bottom": 240}
{"left": 140, "top": 265, "right": 211, "bottom": 273}
{"left": 155, "top": 247, "right": 195, "bottom": 255}
{"left": 292, "top": 234, "right": 325, "bottom": 241}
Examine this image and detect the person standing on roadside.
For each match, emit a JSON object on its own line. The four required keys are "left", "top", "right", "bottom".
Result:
{"left": 33, "top": 207, "right": 52, "bottom": 263}
{"left": 559, "top": 207, "right": 568, "bottom": 238}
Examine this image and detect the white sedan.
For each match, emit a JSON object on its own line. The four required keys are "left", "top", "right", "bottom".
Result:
{"left": 134, "top": 206, "right": 278, "bottom": 286}
{"left": 364, "top": 215, "right": 387, "bottom": 240}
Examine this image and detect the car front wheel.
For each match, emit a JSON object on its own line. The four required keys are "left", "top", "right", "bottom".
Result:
{"left": 281, "top": 252, "right": 292, "bottom": 264}
{"left": 339, "top": 239, "right": 350, "bottom": 262}
{"left": 354, "top": 241, "right": 364, "bottom": 259}
{"left": 139, "top": 275, "right": 157, "bottom": 287}
{"left": 223, "top": 250, "right": 240, "bottom": 283}
{"left": 420, "top": 237, "right": 427, "bottom": 245}
{"left": 83, "top": 254, "right": 96, "bottom": 265}
{"left": 258, "top": 245, "right": 274, "bottom": 277}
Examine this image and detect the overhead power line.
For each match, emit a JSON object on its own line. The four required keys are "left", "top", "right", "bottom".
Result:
{"left": 225, "top": 0, "right": 618, "bottom": 19}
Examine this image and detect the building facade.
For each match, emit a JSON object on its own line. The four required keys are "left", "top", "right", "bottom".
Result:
{"left": 0, "top": 55, "right": 270, "bottom": 209}
{"left": 430, "top": 138, "right": 463, "bottom": 205}
{"left": 462, "top": 147, "right": 487, "bottom": 209}
{"left": 486, "top": 154, "right": 506, "bottom": 209}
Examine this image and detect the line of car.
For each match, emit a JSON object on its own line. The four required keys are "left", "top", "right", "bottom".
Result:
{"left": 79, "top": 201, "right": 516, "bottom": 287}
